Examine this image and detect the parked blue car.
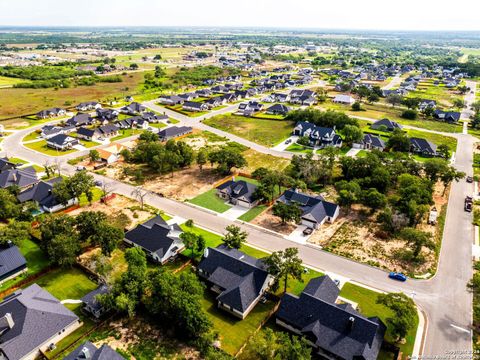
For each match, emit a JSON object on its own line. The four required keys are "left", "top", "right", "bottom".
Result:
{"left": 389, "top": 272, "right": 407, "bottom": 282}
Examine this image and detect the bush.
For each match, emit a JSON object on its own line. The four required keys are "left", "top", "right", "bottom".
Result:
{"left": 351, "top": 102, "right": 362, "bottom": 111}
{"left": 401, "top": 109, "right": 418, "bottom": 120}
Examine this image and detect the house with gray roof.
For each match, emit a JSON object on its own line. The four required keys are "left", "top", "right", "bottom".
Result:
{"left": 36, "top": 108, "right": 66, "bottom": 119}
{"left": 360, "top": 134, "right": 386, "bottom": 151}
{"left": 410, "top": 137, "right": 438, "bottom": 157}
{"left": 66, "top": 113, "right": 94, "bottom": 128}
{"left": 17, "top": 177, "right": 76, "bottom": 213}
{"left": 370, "top": 118, "right": 403, "bottom": 132}
{"left": 0, "top": 284, "right": 80, "bottom": 360}
{"left": 158, "top": 126, "right": 193, "bottom": 141}
{"left": 124, "top": 216, "right": 185, "bottom": 264}
{"left": 216, "top": 179, "right": 259, "bottom": 208}
{"left": 276, "top": 275, "right": 385, "bottom": 360}
{"left": 64, "top": 341, "right": 123, "bottom": 360}
{"left": 121, "top": 102, "right": 147, "bottom": 115}
{"left": 0, "top": 167, "right": 37, "bottom": 190}
{"left": 0, "top": 243, "right": 27, "bottom": 284}
{"left": 81, "top": 285, "right": 109, "bottom": 319}
{"left": 0, "top": 159, "right": 15, "bottom": 173}
{"left": 197, "top": 245, "right": 273, "bottom": 319}
{"left": 266, "top": 104, "right": 290, "bottom": 116}
{"left": 293, "top": 122, "right": 342, "bottom": 148}
{"left": 46, "top": 134, "right": 80, "bottom": 151}
{"left": 277, "top": 189, "right": 340, "bottom": 229}
{"left": 76, "top": 101, "right": 101, "bottom": 111}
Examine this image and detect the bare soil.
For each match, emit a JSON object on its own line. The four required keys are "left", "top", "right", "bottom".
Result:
{"left": 251, "top": 208, "right": 297, "bottom": 235}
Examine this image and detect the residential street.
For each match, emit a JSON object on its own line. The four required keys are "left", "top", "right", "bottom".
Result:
{"left": 0, "top": 89, "right": 477, "bottom": 355}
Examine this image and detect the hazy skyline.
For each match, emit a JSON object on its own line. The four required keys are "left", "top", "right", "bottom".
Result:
{"left": 0, "top": 0, "right": 479, "bottom": 31}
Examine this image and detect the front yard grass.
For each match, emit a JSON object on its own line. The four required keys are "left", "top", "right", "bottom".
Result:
{"left": 111, "top": 128, "right": 144, "bottom": 142}
{"left": 203, "top": 114, "right": 295, "bottom": 147}
{"left": 22, "top": 131, "right": 42, "bottom": 142}
{"left": 188, "top": 189, "right": 232, "bottom": 213}
{"left": 238, "top": 205, "right": 267, "bottom": 222}
{"left": 286, "top": 143, "right": 313, "bottom": 154}
{"left": 24, "top": 139, "right": 77, "bottom": 156}
{"left": 339, "top": 282, "right": 418, "bottom": 357}
{"left": 78, "top": 187, "right": 104, "bottom": 207}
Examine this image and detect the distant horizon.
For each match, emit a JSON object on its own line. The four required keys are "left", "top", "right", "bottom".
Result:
{"left": 1, "top": 0, "right": 479, "bottom": 32}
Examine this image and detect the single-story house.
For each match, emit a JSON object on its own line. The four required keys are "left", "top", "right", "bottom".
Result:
{"left": 205, "top": 97, "right": 226, "bottom": 109}
{"left": 238, "top": 101, "right": 263, "bottom": 116}
{"left": 64, "top": 341, "right": 123, "bottom": 360}
{"left": 121, "top": 102, "right": 146, "bottom": 115}
{"left": 46, "top": 134, "right": 80, "bottom": 151}
{"left": 370, "top": 118, "right": 403, "bottom": 132}
{"left": 76, "top": 101, "right": 101, "bottom": 111}
{"left": 196, "top": 88, "right": 212, "bottom": 97}
{"left": 158, "top": 126, "right": 193, "bottom": 141}
{"left": 418, "top": 99, "right": 437, "bottom": 111}
{"left": 99, "top": 124, "right": 119, "bottom": 138}
{"left": 178, "top": 92, "right": 198, "bottom": 101}
{"left": 197, "top": 245, "right": 273, "bottom": 319}
{"left": 76, "top": 127, "right": 101, "bottom": 141}
{"left": 361, "top": 134, "right": 386, "bottom": 151}
{"left": 0, "top": 167, "right": 38, "bottom": 190}
{"left": 292, "top": 122, "right": 342, "bottom": 148}
{"left": 266, "top": 104, "right": 290, "bottom": 115}
{"left": 142, "top": 112, "right": 168, "bottom": 123}
{"left": 433, "top": 110, "right": 461, "bottom": 123}
{"left": 216, "top": 179, "right": 259, "bottom": 208}
{"left": 80, "top": 285, "right": 109, "bottom": 319}
{"left": 158, "top": 95, "right": 184, "bottom": 106}
{"left": 96, "top": 108, "right": 119, "bottom": 121}
{"left": 277, "top": 188, "right": 340, "bottom": 229}
{"left": 36, "top": 108, "right": 66, "bottom": 119}
{"left": 124, "top": 216, "right": 185, "bottom": 264}
{"left": 17, "top": 177, "right": 77, "bottom": 213}
{"left": 40, "top": 125, "right": 75, "bottom": 139}
{"left": 0, "top": 242, "right": 27, "bottom": 284}
{"left": 66, "top": 113, "right": 94, "bottom": 128}
{"left": 219, "top": 93, "right": 238, "bottom": 103}
{"left": 183, "top": 101, "right": 208, "bottom": 112}
{"left": 332, "top": 94, "right": 356, "bottom": 105}
{"left": 0, "top": 284, "right": 81, "bottom": 360}
{"left": 410, "top": 137, "right": 438, "bottom": 156}
{"left": 276, "top": 275, "right": 386, "bottom": 360}
{"left": 289, "top": 89, "right": 315, "bottom": 100}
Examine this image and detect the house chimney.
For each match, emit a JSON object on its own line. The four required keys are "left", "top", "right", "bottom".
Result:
{"left": 0, "top": 313, "right": 15, "bottom": 331}
{"left": 347, "top": 316, "right": 355, "bottom": 332}
{"left": 80, "top": 346, "right": 91, "bottom": 359}
{"left": 204, "top": 248, "right": 209, "bottom": 258}
{"left": 12, "top": 172, "right": 17, "bottom": 183}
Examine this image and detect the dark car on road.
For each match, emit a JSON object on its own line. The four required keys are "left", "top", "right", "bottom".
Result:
{"left": 465, "top": 196, "right": 473, "bottom": 212}
{"left": 303, "top": 227, "right": 313, "bottom": 236}
{"left": 389, "top": 272, "right": 407, "bottom": 282}
{"left": 467, "top": 176, "right": 473, "bottom": 183}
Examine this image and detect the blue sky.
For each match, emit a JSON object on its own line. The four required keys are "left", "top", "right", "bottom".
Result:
{"left": 0, "top": 0, "right": 479, "bottom": 31}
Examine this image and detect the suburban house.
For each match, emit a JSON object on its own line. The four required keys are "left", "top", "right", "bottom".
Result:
{"left": 433, "top": 110, "right": 461, "bottom": 123}
{"left": 0, "top": 284, "right": 81, "bottom": 360}
{"left": 98, "top": 124, "right": 119, "bottom": 138}
{"left": 96, "top": 108, "right": 119, "bottom": 121}
{"left": 238, "top": 101, "right": 263, "bottom": 116}
{"left": 17, "top": 177, "right": 77, "bottom": 213}
{"left": 81, "top": 285, "right": 109, "bottom": 319}
{"left": 360, "top": 134, "right": 386, "bottom": 151}
{"left": 142, "top": 112, "right": 168, "bottom": 123}
{"left": 76, "top": 127, "right": 101, "bottom": 141}
{"left": 277, "top": 189, "right": 340, "bottom": 229}
{"left": 370, "top": 118, "right": 403, "bottom": 132}
{"left": 178, "top": 92, "right": 198, "bottom": 101}
{"left": 40, "top": 125, "right": 75, "bottom": 139}
{"left": 46, "top": 134, "right": 80, "bottom": 151}
{"left": 333, "top": 94, "right": 356, "bottom": 105}
{"left": 410, "top": 137, "right": 438, "bottom": 156}
{"left": 292, "top": 121, "right": 342, "bottom": 148}
{"left": 289, "top": 89, "right": 315, "bottom": 103}
{"left": 197, "top": 245, "right": 273, "bottom": 319}
{"left": 158, "top": 95, "right": 184, "bottom": 106}
{"left": 64, "top": 341, "right": 123, "bottom": 360}
{"left": 205, "top": 97, "right": 226, "bottom": 109}
{"left": 0, "top": 242, "right": 27, "bottom": 284}
{"left": 36, "top": 108, "right": 66, "bottom": 119}
{"left": 183, "top": 101, "right": 208, "bottom": 112}
{"left": 216, "top": 179, "right": 259, "bottom": 208}
{"left": 276, "top": 275, "right": 385, "bottom": 360}
{"left": 124, "top": 216, "right": 185, "bottom": 264}
{"left": 418, "top": 99, "right": 437, "bottom": 111}
{"left": 76, "top": 101, "right": 101, "bottom": 111}
{"left": 219, "top": 93, "right": 238, "bottom": 103}
{"left": 121, "top": 102, "right": 147, "bottom": 115}
{"left": 266, "top": 104, "right": 290, "bottom": 115}
{"left": 0, "top": 167, "right": 38, "bottom": 190}
{"left": 66, "top": 113, "right": 94, "bottom": 128}
{"left": 158, "top": 126, "right": 193, "bottom": 141}
{"left": 196, "top": 88, "right": 212, "bottom": 97}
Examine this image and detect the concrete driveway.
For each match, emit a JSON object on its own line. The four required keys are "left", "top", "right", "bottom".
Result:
{"left": 220, "top": 205, "right": 249, "bottom": 220}
{"left": 285, "top": 225, "right": 312, "bottom": 244}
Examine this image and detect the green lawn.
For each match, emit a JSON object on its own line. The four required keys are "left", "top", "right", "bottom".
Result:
{"left": 8, "top": 157, "right": 29, "bottom": 164}
{"left": 339, "top": 283, "right": 418, "bottom": 357}
{"left": 78, "top": 187, "right": 103, "bottom": 206}
{"left": 0, "top": 76, "right": 25, "bottom": 87}
{"left": 22, "top": 131, "right": 41, "bottom": 142}
{"left": 111, "top": 128, "right": 144, "bottom": 141}
{"left": 204, "top": 114, "right": 295, "bottom": 147}
{"left": 286, "top": 143, "right": 313, "bottom": 154}
{"left": 188, "top": 189, "right": 232, "bottom": 213}
{"left": 238, "top": 205, "right": 267, "bottom": 222}
{"left": 24, "top": 139, "right": 77, "bottom": 156}
{"left": 0, "top": 238, "right": 51, "bottom": 293}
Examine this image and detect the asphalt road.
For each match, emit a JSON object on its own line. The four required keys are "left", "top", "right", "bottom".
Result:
{"left": 1, "top": 84, "right": 477, "bottom": 355}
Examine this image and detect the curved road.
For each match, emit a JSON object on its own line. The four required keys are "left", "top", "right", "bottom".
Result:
{"left": 1, "top": 88, "right": 477, "bottom": 355}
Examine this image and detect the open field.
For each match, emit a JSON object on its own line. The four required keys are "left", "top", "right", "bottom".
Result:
{"left": 0, "top": 72, "right": 146, "bottom": 120}
{"left": 203, "top": 114, "right": 295, "bottom": 147}
{"left": 0, "top": 75, "right": 25, "bottom": 87}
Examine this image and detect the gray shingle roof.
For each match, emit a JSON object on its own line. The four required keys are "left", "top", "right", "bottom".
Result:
{"left": 0, "top": 168, "right": 38, "bottom": 189}
{"left": 277, "top": 276, "right": 386, "bottom": 360}
{"left": 216, "top": 180, "right": 258, "bottom": 204}
{"left": 80, "top": 285, "right": 109, "bottom": 315}
{"left": 0, "top": 244, "right": 27, "bottom": 282}
{"left": 0, "top": 284, "right": 79, "bottom": 360}
{"left": 64, "top": 341, "right": 123, "bottom": 360}
{"left": 198, "top": 245, "right": 270, "bottom": 313}
{"left": 17, "top": 177, "right": 64, "bottom": 209}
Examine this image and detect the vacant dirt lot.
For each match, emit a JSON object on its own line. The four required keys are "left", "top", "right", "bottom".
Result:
{"left": 251, "top": 208, "right": 297, "bottom": 235}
